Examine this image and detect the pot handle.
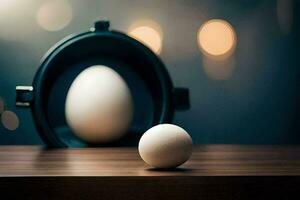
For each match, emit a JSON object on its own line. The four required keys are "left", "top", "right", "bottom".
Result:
{"left": 173, "top": 88, "right": 190, "bottom": 110}
{"left": 15, "top": 86, "right": 34, "bottom": 107}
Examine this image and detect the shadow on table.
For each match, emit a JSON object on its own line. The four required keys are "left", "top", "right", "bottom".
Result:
{"left": 146, "top": 167, "right": 194, "bottom": 172}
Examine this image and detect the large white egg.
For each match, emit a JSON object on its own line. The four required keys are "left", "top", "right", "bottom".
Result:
{"left": 65, "top": 65, "right": 133, "bottom": 143}
{"left": 138, "top": 124, "right": 193, "bottom": 169}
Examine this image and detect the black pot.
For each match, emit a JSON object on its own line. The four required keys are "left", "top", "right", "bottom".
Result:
{"left": 16, "top": 20, "right": 190, "bottom": 148}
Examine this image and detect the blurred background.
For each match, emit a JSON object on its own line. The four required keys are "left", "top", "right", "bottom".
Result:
{"left": 0, "top": 0, "right": 299, "bottom": 144}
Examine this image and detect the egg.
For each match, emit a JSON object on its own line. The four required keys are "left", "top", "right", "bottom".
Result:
{"left": 138, "top": 124, "right": 193, "bottom": 169}
{"left": 65, "top": 65, "right": 133, "bottom": 143}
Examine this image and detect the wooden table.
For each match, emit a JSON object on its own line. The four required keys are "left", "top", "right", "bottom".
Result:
{"left": 0, "top": 145, "right": 300, "bottom": 199}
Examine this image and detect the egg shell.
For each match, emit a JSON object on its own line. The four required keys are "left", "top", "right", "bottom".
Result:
{"left": 138, "top": 124, "right": 193, "bottom": 169}
{"left": 65, "top": 65, "right": 133, "bottom": 143}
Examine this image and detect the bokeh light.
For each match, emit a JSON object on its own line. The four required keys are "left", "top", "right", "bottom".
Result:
{"left": 128, "top": 20, "right": 163, "bottom": 54}
{"left": 1, "top": 110, "right": 19, "bottom": 131}
{"left": 36, "top": 0, "right": 73, "bottom": 32}
{"left": 198, "top": 19, "right": 237, "bottom": 59}
{"left": 0, "top": 97, "right": 4, "bottom": 114}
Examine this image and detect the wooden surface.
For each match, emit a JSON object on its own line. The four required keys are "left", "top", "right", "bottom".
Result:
{"left": 1, "top": 145, "right": 300, "bottom": 199}
{"left": 1, "top": 145, "right": 300, "bottom": 176}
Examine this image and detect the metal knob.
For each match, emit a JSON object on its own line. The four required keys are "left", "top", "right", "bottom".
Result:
{"left": 16, "top": 86, "right": 34, "bottom": 107}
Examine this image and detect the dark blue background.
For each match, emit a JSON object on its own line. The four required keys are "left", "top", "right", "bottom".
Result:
{"left": 0, "top": 0, "right": 299, "bottom": 145}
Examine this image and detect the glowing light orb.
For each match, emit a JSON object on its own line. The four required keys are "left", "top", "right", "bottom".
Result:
{"left": 198, "top": 19, "right": 236, "bottom": 58}
{"left": 1, "top": 110, "right": 19, "bottom": 131}
{"left": 128, "top": 21, "right": 163, "bottom": 54}
{"left": 36, "top": 0, "right": 72, "bottom": 32}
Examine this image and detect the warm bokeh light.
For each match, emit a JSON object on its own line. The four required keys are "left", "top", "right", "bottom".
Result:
{"left": 198, "top": 19, "right": 237, "bottom": 59}
{"left": 36, "top": 0, "right": 72, "bottom": 32}
{"left": 128, "top": 20, "right": 163, "bottom": 54}
{"left": 1, "top": 110, "right": 19, "bottom": 131}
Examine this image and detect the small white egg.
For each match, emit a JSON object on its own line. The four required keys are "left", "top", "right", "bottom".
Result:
{"left": 138, "top": 124, "right": 193, "bottom": 169}
{"left": 65, "top": 65, "right": 133, "bottom": 143}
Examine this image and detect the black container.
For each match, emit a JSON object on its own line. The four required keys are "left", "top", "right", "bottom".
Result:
{"left": 16, "top": 20, "right": 190, "bottom": 148}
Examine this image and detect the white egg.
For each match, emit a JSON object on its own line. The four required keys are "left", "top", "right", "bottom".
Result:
{"left": 65, "top": 65, "right": 133, "bottom": 143}
{"left": 138, "top": 124, "right": 193, "bottom": 169}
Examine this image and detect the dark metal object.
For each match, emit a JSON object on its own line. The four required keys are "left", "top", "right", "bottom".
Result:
{"left": 16, "top": 20, "right": 190, "bottom": 147}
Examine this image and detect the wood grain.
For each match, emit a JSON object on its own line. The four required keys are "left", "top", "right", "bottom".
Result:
{"left": 0, "top": 145, "right": 300, "bottom": 176}
{"left": 0, "top": 145, "right": 300, "bottom": 199}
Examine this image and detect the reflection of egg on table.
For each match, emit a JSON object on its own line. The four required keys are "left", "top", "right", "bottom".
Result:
{"left": 138, "top": 124, "right": 193, "bottom": 169}
{"left": 65, "top": 65, "right": 133, "bottom": 143}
